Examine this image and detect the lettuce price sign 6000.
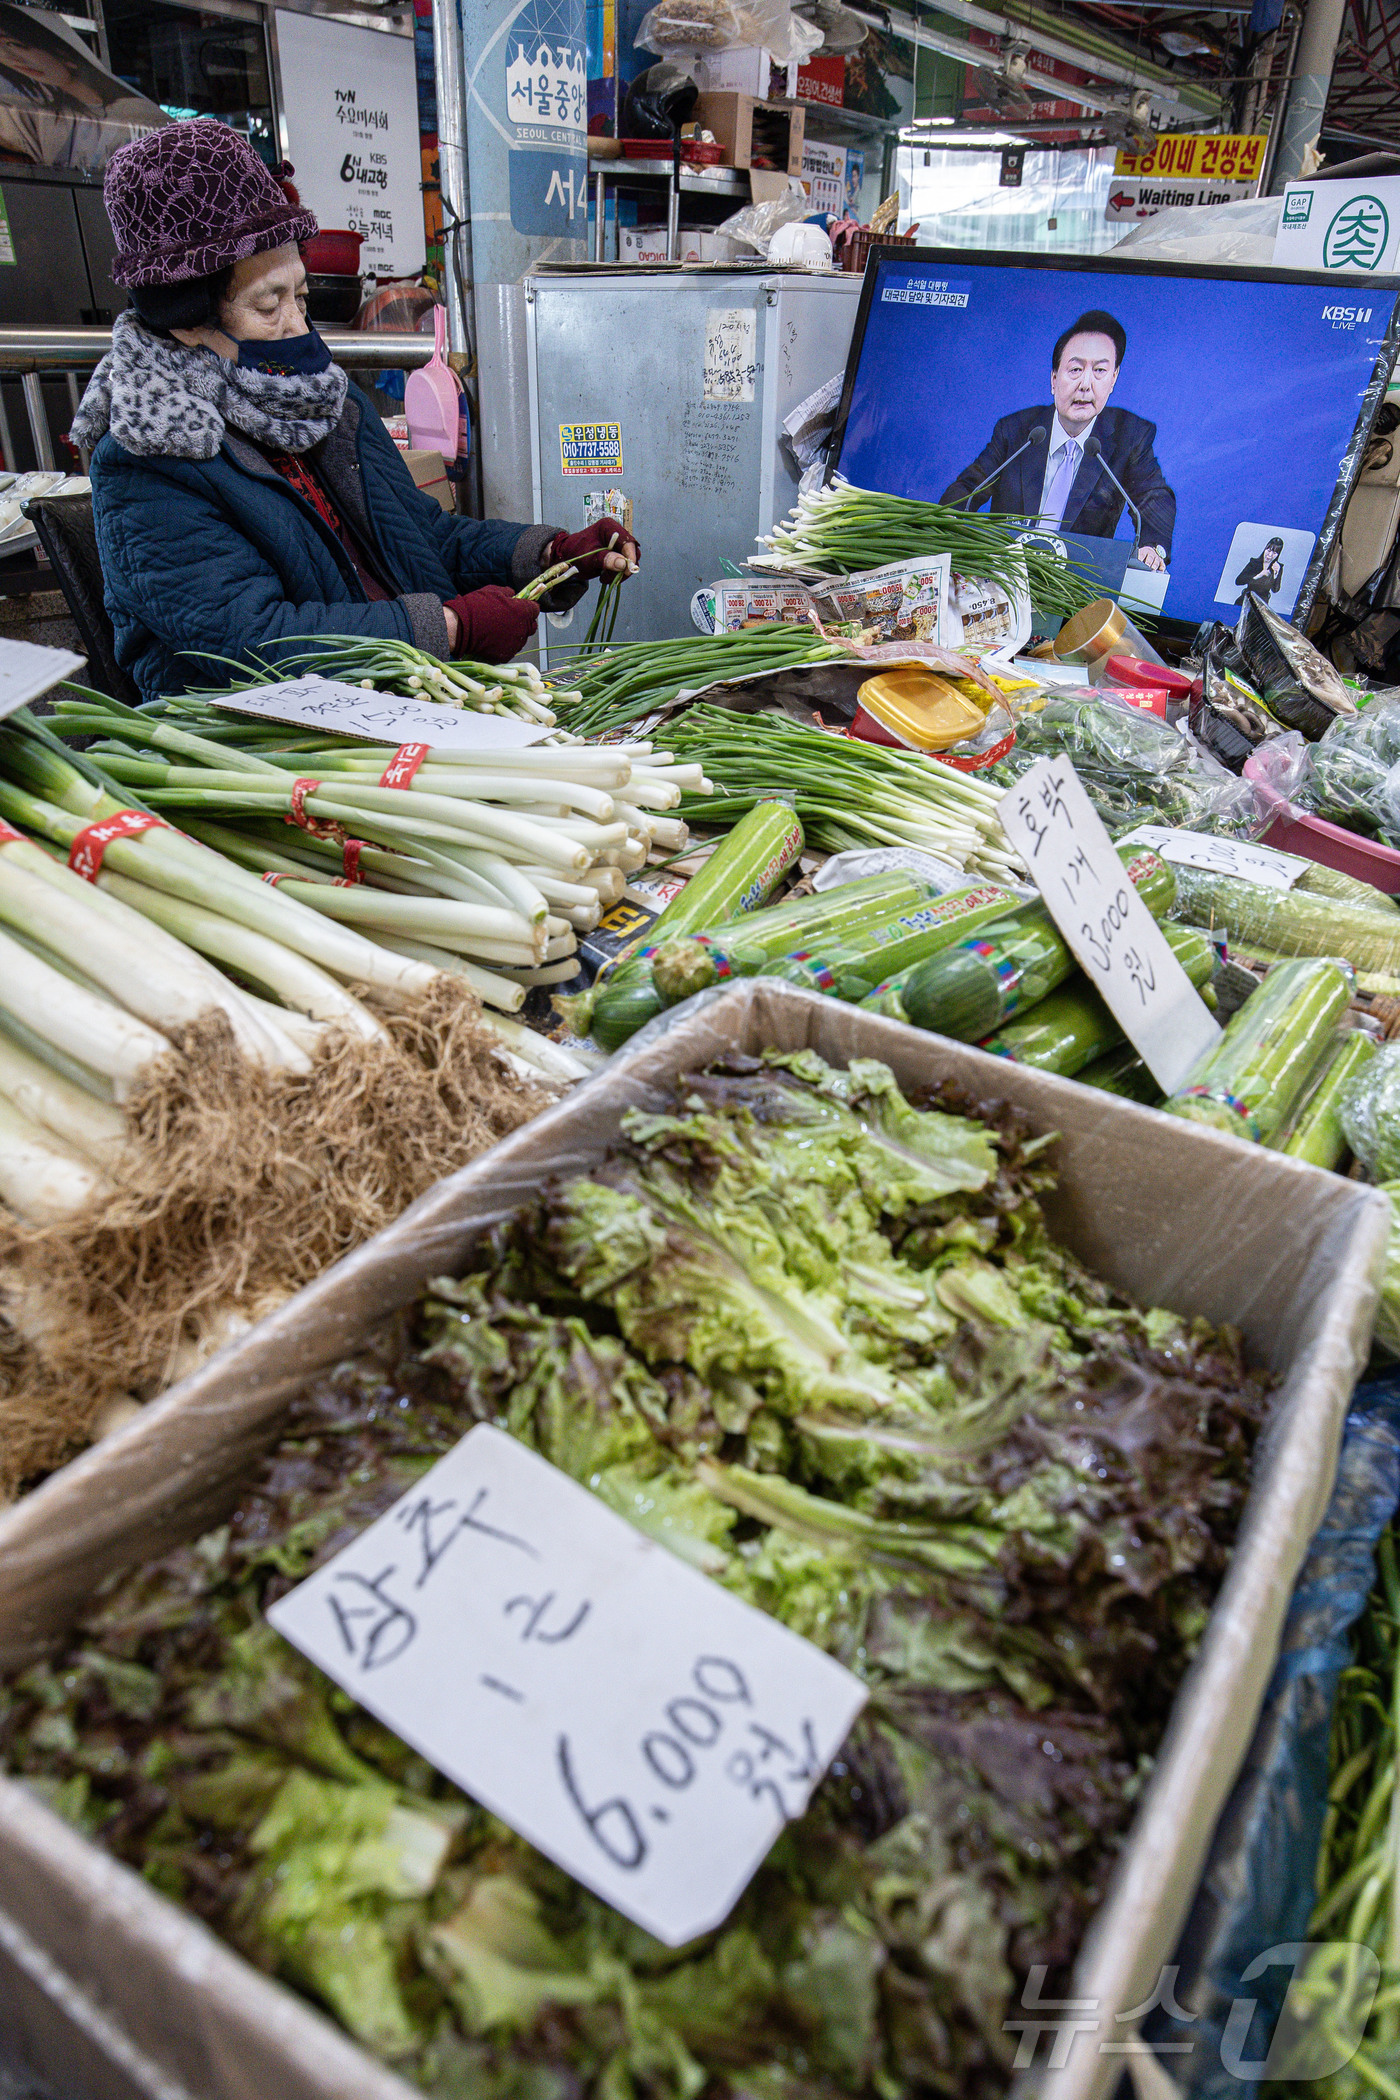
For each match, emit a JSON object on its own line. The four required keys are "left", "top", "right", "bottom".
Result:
{"left": 269, "top": 1424, "right": 866, "bottom": 1945}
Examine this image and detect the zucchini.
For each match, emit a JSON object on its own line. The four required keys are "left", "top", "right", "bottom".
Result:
{"left": 1172, "top": 866, "right": 1400, "bottom": 976}
{"left": 556, "top": 799, "right": 804, "bottom": 1044}
{"left": 1078, "top": 1045, "right": 1162, "bottom": 1104}
{"left": 983, "top": 924, "right": 1213, "bottom": 1076}
{"left": 1275, "top": 1028, "right": 1377, "bottom": 1169}
{"left": 768, "top": 882, "right": 1018, "bottom": 1004}
{"left": 881, "top": 847, "right": 1174, "bottom": 1042}
{"left": 1164, "top": 956, "right": 1352, "bottom": 1144}
{"left": 649, "top": 869, "right": 934, "bottom": 1005}
{"left": 1294, "top": 862, "right": 1398, "bottom": 914}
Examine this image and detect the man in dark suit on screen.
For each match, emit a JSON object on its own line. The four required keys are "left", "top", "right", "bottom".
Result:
{"left": 939, "top": 309, "right": 1176, "bottom": 571}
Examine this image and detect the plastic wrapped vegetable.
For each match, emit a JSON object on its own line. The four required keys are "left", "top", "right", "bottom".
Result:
{"left": 1339, "top": 1042, "right": 1400, "bottom": 1182}
{"left": 982, "top": 924, "right": 1213, "bottom": 1075}
{"left": 867, "top": 846, "right": 1174, "bottom": 1037}
{"left": 559, "top": 799, "right": 804, "bottom": 1049}
{"left": 1170, "top": 865, "right": 1400, "bottom": 978}
{"left": 1077, "top": 1045, "right": 1162, "bottom": 1104}
{"left": 765, "top": 882, "right": 1017, "bottom": 1004}
{"left": 1189, "top": 651, "right": 1281, "bottom": 772}
{"left": 1272, "top": 1028, "right": 1378, "bottom": 1169}
{"left": 1374, "top": 1181, "right": 1400, "bottom": 1354}
{"left": 648, "top": 869, "right": 949, "bottom": 1004}
{"left": 1235, "top": 593, "right": 1357, "bottom": 740}
{"left": 1164, "top": 957, "right": 1353, "bottom": 1144}
{"left": 1298, "top": 699, "right": 1400, "bottom": 842}
{"left": 991, "top": 692, "right": 1264, "bottom": 839}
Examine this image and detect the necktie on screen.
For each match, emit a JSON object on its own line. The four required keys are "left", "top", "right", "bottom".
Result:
{"left": 1041, "top": 438, "right": 1080, "bottom": 526}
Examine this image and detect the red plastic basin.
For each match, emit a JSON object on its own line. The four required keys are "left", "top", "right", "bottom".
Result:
{"left": 1262, "top": 806, "right": 1400, "bottom": 895}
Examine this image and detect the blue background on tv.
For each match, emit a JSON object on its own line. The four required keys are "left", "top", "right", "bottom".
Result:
{"left": 834, "top": 256, "right": 1398, "bottom": 628}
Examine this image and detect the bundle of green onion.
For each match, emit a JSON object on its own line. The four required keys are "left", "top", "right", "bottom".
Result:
{"left": 755, "top": 476, "right": 1098, "bottom": 623}
{"left": 46, "top": 690, "right": 710, "bottom": 1010}
{"left": 0, "top": 710, "right": 581, "bottom": 1489}
{"left": 167, "top": 632, "right": 565, "bottom": 725}
{"left": 661, "top": 704, "right": 1024, "bottom": 882}
{"left": 551, "top": 624, "right": 855, "bottom": 739}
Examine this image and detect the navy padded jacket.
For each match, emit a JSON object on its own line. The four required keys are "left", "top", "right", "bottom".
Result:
{"left": 89, "top": 383, "right": 552, "bottom": 702}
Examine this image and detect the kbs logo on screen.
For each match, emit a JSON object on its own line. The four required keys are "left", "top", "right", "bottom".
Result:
{"left": 1321, "top": 302, "right": 1375, "bottom": 327}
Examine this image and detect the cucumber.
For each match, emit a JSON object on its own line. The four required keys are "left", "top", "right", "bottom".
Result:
{"left": 983, "top": 924, "right": 1213, "bottom": 1075}
{"left": 768, "top": 882, "right": 1018, "bottom": 1004}
{"left": 887, "top": 847, "right": 1174, "bottom": 1043}
{"left": 1164, "top": 957, "right": 1352, "bottom": 1144}
{"left": 649, "top": 869, "right": 934, "bottom": 1005}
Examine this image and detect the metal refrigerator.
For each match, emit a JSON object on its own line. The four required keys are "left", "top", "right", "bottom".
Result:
{"left": 523, "top": 266, "right": 863, "bottom": 653}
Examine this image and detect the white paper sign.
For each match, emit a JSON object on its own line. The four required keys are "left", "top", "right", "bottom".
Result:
{"left": 275, "top": 11, "right": 426, "bottom": 278}
{"left": 997, "top": 759, "right": 1222, "bottom": 1094}
{"left": 1118, "top": 825, "right": 1310, "bottom": 892}
{"left": 1273, "top": 176, "right": 1400, "bottom": 275}
{"left": 268, "top": 1424, "right": 867, "bottom": 1947}
{"left": 704, "top": 309, "right": 758, "bottom": 404}
{"left": 0, "top": 637, "right": 85, "bottom": 722}
{"left": 212, "top": 676, "right": 549, "bottom": 750}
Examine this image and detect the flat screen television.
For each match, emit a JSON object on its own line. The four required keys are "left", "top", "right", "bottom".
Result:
{"left": 828, "top": 246, "right": 1400, "bottom": 640}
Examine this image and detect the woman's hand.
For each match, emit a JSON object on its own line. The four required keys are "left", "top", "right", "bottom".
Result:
{"left": 443, "top": 605, "right": 460, "bottom": 652}
{"left": 546, "top": 519, "right": 640, "bottom": 582}
{"left": 444, "top": 585, "right": 540, "bottom": 663}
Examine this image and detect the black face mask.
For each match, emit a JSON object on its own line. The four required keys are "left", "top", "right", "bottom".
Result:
{"left": 234, "top": 326, "right": 333, "bottom": 377}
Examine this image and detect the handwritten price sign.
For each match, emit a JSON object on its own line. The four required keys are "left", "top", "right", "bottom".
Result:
{"left": 268, "top": 1424, "right": 866, "bottom": 1946}
{"left": 213, "top": 676, "right": 549, "bottom": 750}
{"left": 997, "top": 758, "right": 1221, "bottom": 1093}
{"left": 1118, "top": 824, "right": 1310, "bottom": 893}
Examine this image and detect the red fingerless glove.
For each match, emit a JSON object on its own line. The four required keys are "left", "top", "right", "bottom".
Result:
{"left": 547, "top": 518, "right": 641, "bottom": 581}
{"left": 446, "top": 585, "right": 539, "bottom": 663}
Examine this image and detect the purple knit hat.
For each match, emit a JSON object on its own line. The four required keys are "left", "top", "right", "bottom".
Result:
{"left": 104, "top": 121, "right": 319, "bottom": 288}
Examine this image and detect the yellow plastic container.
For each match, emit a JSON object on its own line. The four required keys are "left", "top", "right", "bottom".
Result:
{"left": 852, "top": 668, "right": 988, "bottom": 751}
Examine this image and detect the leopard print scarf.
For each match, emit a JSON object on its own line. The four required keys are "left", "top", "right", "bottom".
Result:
{"left": 72, "top": 310, "right": 348, "bottom": 460}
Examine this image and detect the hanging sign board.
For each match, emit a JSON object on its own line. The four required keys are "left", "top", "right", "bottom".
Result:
{"left": 269, "top": 1423, "right": 867, "bottom": 1947}
{"left": 275, "top": 10, "right": 426, "bottom": 278}
{"left": 1274, "top": 175, "right": 1400, "bottom": 276}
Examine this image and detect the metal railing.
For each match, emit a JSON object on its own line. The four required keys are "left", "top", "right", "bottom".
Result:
{"left": 0, "top": 328, "right": 435, "bottom": 474}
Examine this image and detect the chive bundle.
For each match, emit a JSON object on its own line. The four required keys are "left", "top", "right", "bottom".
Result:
{"left": 756, "top": 476, "right": 1098, "bottom": 622}
{"left": 660, "top": 703, "right": 1024, "bottom": 882}
{"left": 552, "top": 625, "right": 854, "bottom": 740}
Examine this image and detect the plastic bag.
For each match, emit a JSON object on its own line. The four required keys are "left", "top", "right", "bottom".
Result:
{"left": 1242, "top": 729, "right": 1312, "bottom": 818}
{"left": 1236, "top": 592, "right": 1358, "bottom": 739}
{"left": 716, "top": 179, "right": 812, "bottom": 254}
{"left": 990, "top": 690, "right": 1270, "bottom": 839}
{"left": 637, "top": 0, "right": 822, "bottom": 57}
{"left": 1299, "top": 696, "right": 1400, "bottom": 842}
{"left": 1141, "top": 1375, "right": 1400, "bottom": 2094}
{"left": 635, "top": 0, "right": 739, "bottom": 51}
{"left": 1340, "top": 1040, "right": 1400, "bottom": 1179}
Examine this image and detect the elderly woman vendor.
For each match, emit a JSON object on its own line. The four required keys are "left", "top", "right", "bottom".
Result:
{"left": 73, "top": 122, "right": 638, "bottom": 703}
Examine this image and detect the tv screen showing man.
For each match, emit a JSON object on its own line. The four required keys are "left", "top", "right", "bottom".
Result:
{"left": 939, "top": 310, "right": 1176, "bottom": 572}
